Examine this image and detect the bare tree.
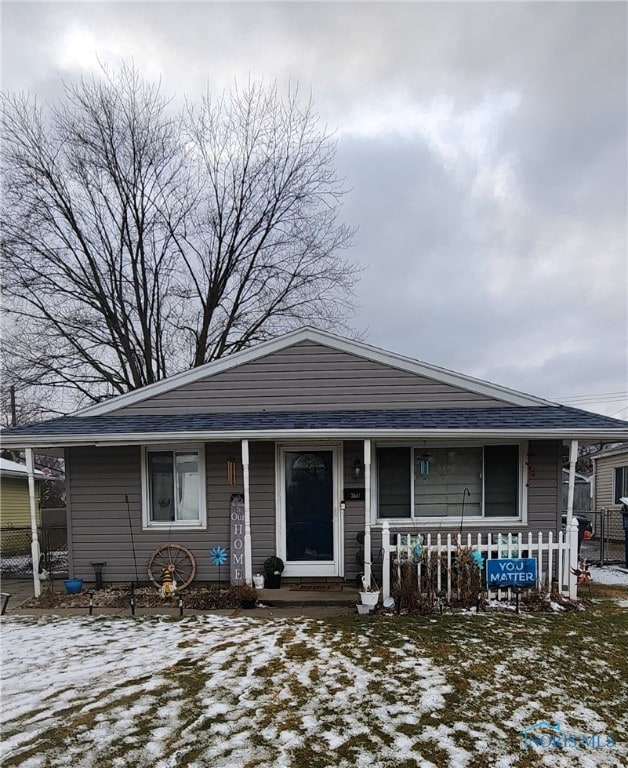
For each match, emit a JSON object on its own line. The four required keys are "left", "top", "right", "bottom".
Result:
{"left": 1, "top": 66, "right": 357, "bottom": 412}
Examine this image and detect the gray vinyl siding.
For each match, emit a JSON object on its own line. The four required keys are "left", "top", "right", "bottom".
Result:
{"left": 67, "top": 445, "right": 144, "bottom": 581}
{"left": 113, "top": 341, "right": 509, "bottom": 415}
{"left": 525, "top": 440, "right": 562, "bottom": 534}
{"left": 66, "top": 442, "right": 276, "bottom": 582}
{"left": 249, "top": 442, "right": 277, "bottom": 573}
{"left": 343, "top": 441, "right": 366, "bottom": 582}
{"left": 66, "top": 439, "right": 561, "bottom": 583}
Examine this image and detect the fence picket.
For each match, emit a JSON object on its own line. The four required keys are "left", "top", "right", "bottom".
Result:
{"left": 436, "top": 534, "right": 442, "bottom": 593}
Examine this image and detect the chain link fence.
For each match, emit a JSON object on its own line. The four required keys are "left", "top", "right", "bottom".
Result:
{"left": 0, "top": 526, "right": 68, "bottom": 580}
{"left": 580, "top": 508, "right": 626, "bottom": 565}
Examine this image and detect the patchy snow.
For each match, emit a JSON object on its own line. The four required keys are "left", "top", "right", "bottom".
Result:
{"left": 589, "top": 566, "right": 628, "bottom": 586}
{"left": 1, "top": 614, "right": 625, "bottom": 767}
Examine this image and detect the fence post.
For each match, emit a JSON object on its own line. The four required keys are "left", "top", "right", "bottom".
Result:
{"left": 599, "top": 508, "right": 606, "bottom": 564}
{"left": 381, "top": 521, "right": 390, "bottom": 599}
{"left": 568, "top": 517, "right": 579, "bottom": 599}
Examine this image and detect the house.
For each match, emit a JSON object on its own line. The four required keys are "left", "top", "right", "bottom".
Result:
{"left": 591, "top": 442, "right": 628, "bottom": 541}
{"left": 2, "top": 327, "right": 627, "bottom": 588}
{"left": 0, "top": 457, "right": 46, "bottom": 528}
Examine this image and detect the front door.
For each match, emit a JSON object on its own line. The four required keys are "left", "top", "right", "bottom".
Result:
{"left": 278, "top": 445, "right": 342, "bottom": 577}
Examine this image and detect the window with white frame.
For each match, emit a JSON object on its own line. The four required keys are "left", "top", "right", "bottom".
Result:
{"left": 143, "top": 446, "right": 206, "bottom": 527}
{"left": 376, "top": 444, "right": 521, "bottom": 520}
{"left": 614, "top": 465, "right": 628, "bottom": 504}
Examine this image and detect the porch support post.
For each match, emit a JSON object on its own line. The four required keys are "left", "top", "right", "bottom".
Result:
{"left": 26, "top": 448, "right": 41, "bottom": 598}
{"left": 381, "top": 521, "right": 391, "bottom": 599}
{"left": 565, "top": 439, "right": 579, "bottom": 525}
{"left": 241, "top": 439, "right": 253, "bottom": 586}
{"left": 363, "top": 439, "right": 372, "bottom": 588}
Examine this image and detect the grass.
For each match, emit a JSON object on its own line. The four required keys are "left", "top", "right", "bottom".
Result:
{"left": 1, "top": 594, "right": 627, "bottom": 767}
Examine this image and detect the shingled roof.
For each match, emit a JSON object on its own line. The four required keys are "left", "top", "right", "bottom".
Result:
{"left": 3, "top": 406, "right": 627, "bottom": 448}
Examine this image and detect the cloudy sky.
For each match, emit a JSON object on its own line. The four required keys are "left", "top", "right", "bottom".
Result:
{"left": 2, "top": 1, "right": 627, "bottom": 418}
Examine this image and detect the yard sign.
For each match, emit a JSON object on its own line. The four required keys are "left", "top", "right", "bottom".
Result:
{"left": 486, "top": 557, "right": 538, "bottom": 588}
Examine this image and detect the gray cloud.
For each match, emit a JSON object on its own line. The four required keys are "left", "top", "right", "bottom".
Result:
{"left": 2, "top": 1, "right": 626, "bottom": 417}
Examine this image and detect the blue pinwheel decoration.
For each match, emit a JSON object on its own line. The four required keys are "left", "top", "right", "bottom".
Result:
{"left": 210, "top": 546, "right": 228, "bottom": 590}
{"left": 412, "top": 542, "right": 423, "bottom": 563}
{"left": 210, "top": 546, "right": 228, "bottom": 565}
{"left": 469, "top": 549, "right": 484, "bottom": 570}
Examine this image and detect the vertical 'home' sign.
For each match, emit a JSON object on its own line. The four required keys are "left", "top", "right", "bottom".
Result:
{"left": 230, "top": 496, "right": 245, "bottom": 585}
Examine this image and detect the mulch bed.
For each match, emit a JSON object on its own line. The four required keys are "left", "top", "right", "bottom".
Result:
{"left": 21, "top": 585, "right": 246, "bottom": 610}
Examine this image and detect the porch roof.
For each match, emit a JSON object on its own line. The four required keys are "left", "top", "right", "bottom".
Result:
{"left": 2, "top": 406, "right": 627, "bottom": 448}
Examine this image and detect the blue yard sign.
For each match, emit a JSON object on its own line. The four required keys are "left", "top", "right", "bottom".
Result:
{"left": 486, "top": 557, "right": 538, "bottom": 588}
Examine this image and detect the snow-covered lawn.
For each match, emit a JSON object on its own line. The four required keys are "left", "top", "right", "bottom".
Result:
{"left": 589, "top": 565, "right": 628, "bottom": 587}
{"left": 1, "top": 601, "right": 626, "bottom": 767}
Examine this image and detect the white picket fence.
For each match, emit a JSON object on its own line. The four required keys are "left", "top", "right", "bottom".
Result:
{"left": 381, "top": 518, "right": 580, "bottom": 602}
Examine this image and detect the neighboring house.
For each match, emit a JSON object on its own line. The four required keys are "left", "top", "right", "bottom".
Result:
{"left": 591, "top": 442, "right": 628, "bottom": 540}
{"left": 0, "top": 457, "right": 46, "bottom": 528}
{"left": 2, "top": 328, "right": 627, "bottom": 584}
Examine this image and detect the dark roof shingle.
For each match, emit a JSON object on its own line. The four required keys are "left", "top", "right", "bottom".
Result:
{"left": 2, "top": 406, "right": 627, "bottom": 440}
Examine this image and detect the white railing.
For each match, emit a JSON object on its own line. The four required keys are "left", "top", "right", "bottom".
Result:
{"left": 381, "top": 518, "right": 580, "bottom": 602}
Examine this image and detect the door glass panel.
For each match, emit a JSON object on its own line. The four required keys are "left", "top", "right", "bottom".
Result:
{"left": 285, "top": 451, "right": 333, "bottom": 561}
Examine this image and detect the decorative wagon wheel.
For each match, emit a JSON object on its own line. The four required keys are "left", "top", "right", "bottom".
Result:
{"left": 147, "top": 544, "right": 197, "bottom": 590}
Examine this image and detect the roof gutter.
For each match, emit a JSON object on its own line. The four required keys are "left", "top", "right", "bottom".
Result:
{"left": 3, "top": 427, "right": 628, "bottom": 449}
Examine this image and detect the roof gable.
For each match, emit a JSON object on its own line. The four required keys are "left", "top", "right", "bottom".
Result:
{"left": 77, "top": 327, "right": 552, "bottom": 417}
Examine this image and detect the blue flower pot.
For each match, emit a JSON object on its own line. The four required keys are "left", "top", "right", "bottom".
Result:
{"left": 64, "top": 578, "right": 83, "bottom": 594}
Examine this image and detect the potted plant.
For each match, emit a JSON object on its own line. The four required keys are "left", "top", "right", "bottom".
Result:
{"left": 63, "top": 578, "right": 83, "bottom": 594}
{"left": 263, "top": 555, "right": 284, "bottom": 589}
{"left": 359, "top": 575, "right": 380, "bottom": 607}
{"left": 235, "top": 584, "right": 258, "bottom": 609}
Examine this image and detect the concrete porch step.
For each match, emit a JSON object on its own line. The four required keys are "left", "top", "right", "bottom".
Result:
{"left": 257, "top": 585, "right": 360, "bottom": 607}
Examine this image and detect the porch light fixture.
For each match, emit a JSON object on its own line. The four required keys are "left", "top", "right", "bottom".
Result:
{"left": 352, "top": 458, "right": 363, "bottom": 480}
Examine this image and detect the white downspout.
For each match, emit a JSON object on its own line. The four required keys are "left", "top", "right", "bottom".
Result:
{"left": 566, "top": 439, "right": 578, "bottom": 525}
{"left": 241, "top": 439, "right": 253, "bottom": 586}
{"left": 363, "top": 439, "right": 372, "bottom": 588}
{"left": 26, "top": 448, "right": 41, "bottom": 598}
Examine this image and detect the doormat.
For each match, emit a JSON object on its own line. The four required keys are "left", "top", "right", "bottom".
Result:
{"left": 289, "top": 584, "right": 343, "bottom": 592}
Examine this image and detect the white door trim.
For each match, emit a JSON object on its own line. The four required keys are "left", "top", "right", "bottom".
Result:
{"left": 276, "top": 443, "right": 344, "bottom": 578}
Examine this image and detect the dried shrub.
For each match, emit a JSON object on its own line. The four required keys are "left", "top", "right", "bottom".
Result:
{"left": 391, "top": 546, "right": 484, "bottom": 614}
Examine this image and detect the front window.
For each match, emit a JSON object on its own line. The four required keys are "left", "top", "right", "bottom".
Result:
{"left": 376, "top": 444, "right": 521, "bottom": 521}
{"left": 414, "top": 447, "right": 483, "bottom": 517}
{"left": 614, "top": 466, "right": 628, "bottom": 504}
{"left": 143, "top": 446, "right": 205, "bottom": 528}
